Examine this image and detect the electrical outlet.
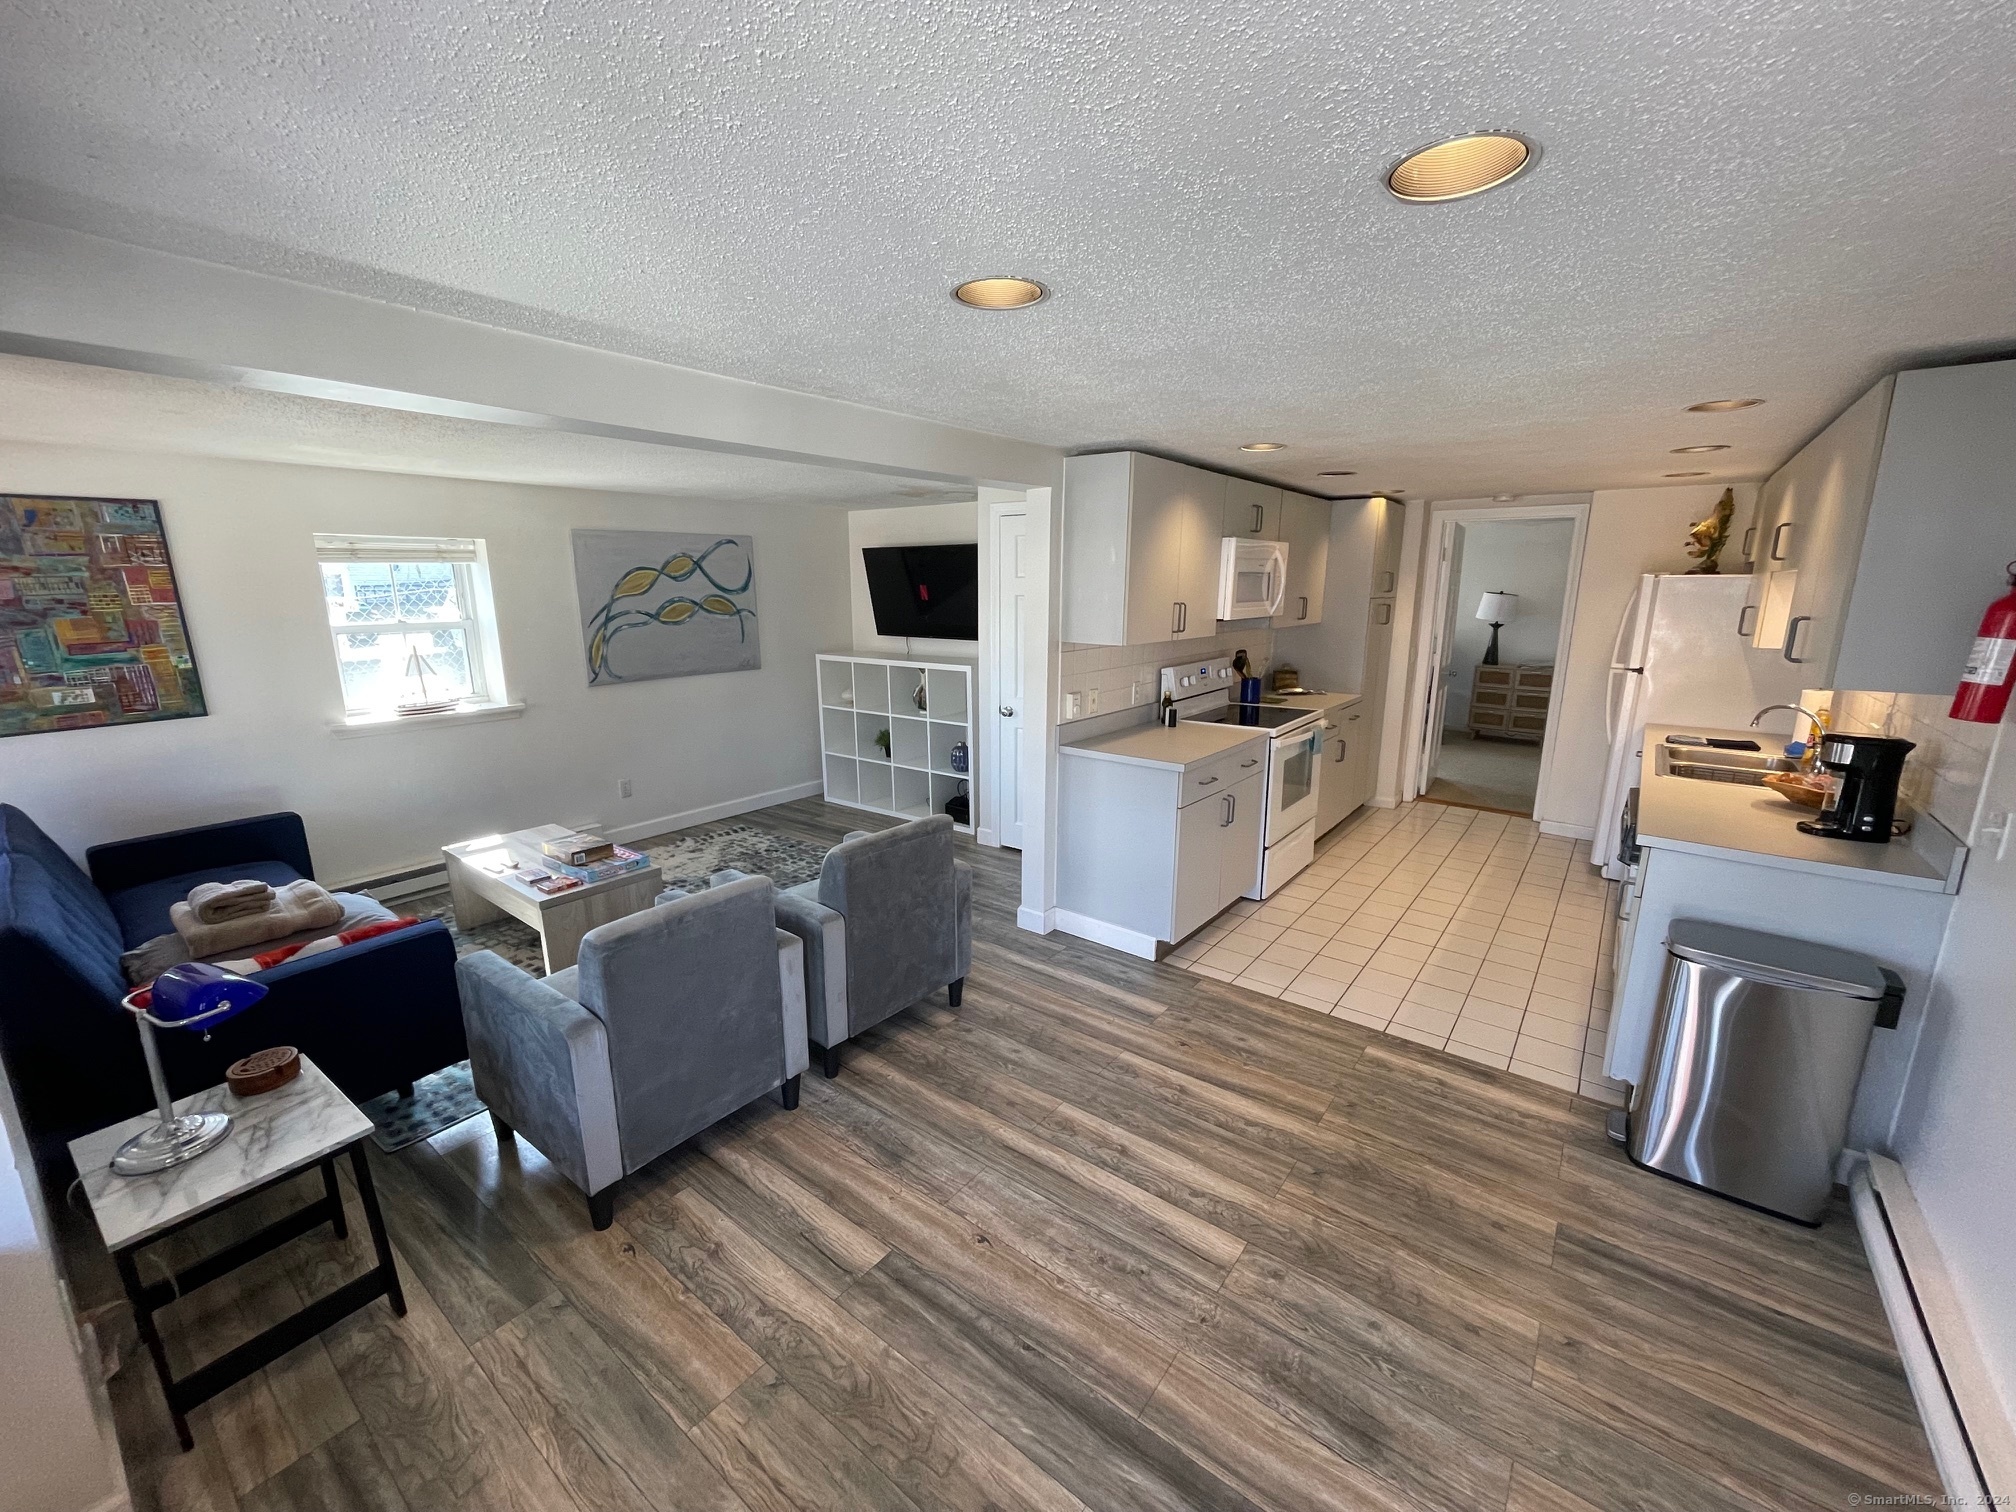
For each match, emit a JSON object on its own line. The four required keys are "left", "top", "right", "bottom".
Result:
{"left": 1087, "top": 688, "right": 1101, "bottom": 715}
{"left": 1130, "top": 680, "right": 1142, "bottom": 706}
{"left": 617, "top": 778, "right": 633, "bottom": 799}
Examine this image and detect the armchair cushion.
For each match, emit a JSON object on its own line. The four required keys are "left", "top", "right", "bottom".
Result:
{"left": 457, "top": 950, "right": 620, "bottom": 1197}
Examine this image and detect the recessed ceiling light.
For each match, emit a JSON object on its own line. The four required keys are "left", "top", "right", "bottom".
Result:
{"left": 1240, "top": 442, "right": 1287, "bottom": 453}
{"left": 1386, "top": 133, "right": 1535, "bottom": 202}
{"left": 952, "top": 276, "right": 1046, "bottom": 309}
{"left": 1670, "top": 444, "right": 1731, "bottom": 453}
{"left": 1664, "top": 471, "right": 1710, "bottom": 478}
{"left": 1685, "top": 398, "right": 1763, "bottom": 412}
{"left": 1317, "top": 470, "right": 1356, "bottom": 477}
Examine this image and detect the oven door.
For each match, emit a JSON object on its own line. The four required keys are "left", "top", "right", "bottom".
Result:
{"left": 1267, "top": 725, "right": 1322, "bottom": 842}
{"left": 1217, "top": 538, "right": 1288, "bottom": 620}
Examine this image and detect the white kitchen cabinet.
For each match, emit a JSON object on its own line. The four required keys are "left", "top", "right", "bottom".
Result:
{"left": 1063, "top": 451, "right": 1227, "bottom": 645}
{"left": 1739, "top": 358, "right": 2016, "bottom": 693}
{"left": 1371, "top": 496, "right": 1404, "bottom": 597}
{"left": 1279, "top": 493, "right": 1332, "bottom": 626}
{"left": 1055, "top": 731, "right": 1268, "bottom": 957}
{"left": 1315, "top": 697, "right": 1371, "bottom": 836}
{"left": 1224, "top": 477, "right": 1281, "bottom": 540}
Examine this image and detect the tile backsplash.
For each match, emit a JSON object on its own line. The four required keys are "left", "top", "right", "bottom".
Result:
{"left": 1058, "top": 627, "right": 1278, "bottom": 725}
{"left": 1816, "top": 689, "right": 2003, "bottom": 840}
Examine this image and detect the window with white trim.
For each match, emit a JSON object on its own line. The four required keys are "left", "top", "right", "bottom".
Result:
{"left": 314, "top": 535, "right": 508, "bottom": 721}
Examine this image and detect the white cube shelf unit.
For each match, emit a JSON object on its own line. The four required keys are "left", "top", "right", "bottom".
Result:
{"left": 817, "top": 654, "right": 975, "bottom": 833}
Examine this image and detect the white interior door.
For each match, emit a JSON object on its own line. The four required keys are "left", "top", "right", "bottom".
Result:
{"left": 1418, "top": 522, "right": 1465, "bottom": 788}
{"left": 991, "top": 508, "right": 1029, "bottom": 849}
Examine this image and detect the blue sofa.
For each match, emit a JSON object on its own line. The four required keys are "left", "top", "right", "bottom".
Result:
{"left": 0, "top": 805, "right": 465, "bottom": 1154}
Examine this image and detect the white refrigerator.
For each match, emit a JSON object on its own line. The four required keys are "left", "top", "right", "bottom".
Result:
{"left": 1589, "top": 574, "right": 1806, "bottom": 878}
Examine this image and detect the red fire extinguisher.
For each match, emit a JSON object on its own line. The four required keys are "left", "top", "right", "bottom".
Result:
{"left": 1951, "top": 560, "right": 2016, "bottom": 724}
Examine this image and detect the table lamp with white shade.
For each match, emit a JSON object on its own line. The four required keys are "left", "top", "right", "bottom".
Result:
{"left": 1476, "top": 591, "right": 1519, "bottom": 666}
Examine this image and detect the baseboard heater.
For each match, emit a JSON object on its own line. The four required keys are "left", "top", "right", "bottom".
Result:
{"left": 1850, "top": 1154, "right": 2014, "bottom": 1501}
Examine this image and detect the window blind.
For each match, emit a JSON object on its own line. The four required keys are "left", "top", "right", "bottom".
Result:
{"left": 312, "top": 533, "right": 481, "bottom": 564}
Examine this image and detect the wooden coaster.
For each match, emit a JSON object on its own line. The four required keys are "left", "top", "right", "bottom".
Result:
{"left": 226, "top": 1046, "right": 301, "bottom": 1097}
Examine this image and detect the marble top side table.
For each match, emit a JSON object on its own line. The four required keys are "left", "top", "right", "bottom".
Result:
{"left": 69, "top": 1056, "right": 405, "bottom": 1451}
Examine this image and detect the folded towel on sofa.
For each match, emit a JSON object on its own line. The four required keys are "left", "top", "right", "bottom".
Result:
{"left": 171, "top": 879, "right": 346, "bottom": 957}
{"left": 187, "top": 878, "right": 277, "bottom": 923}
{"left": 121, "top": 891, "right": 399, "bottom": 985}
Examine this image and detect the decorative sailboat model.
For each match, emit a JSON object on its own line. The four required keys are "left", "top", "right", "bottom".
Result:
{"left": 395, "top": 644, "right": 462, "bottom": 716}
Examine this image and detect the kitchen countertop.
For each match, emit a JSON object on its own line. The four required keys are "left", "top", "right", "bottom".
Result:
{"left": 1636, "top": 724, "right": 1966, "bottom": 894}
{"left": 1061, "top": 718, "right": 1269, "bottom": 771}
{"left": 1261, "top": 690, "right": 1363, "bottom": 713}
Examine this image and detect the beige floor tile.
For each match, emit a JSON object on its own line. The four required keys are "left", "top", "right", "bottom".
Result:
{"left": 1354, "top": 967, "right": 1418, "bottom": 999}
{"left": 1207, "top": 933, "right": 1263, "bottom": 960}
{"left": 1279, "top": 989, "right": 1341, "bottom": 1014}
{"left": 1432, "top": 932, "right": 1492, "bottom": 960}
{"left": 1198, "top": 945, "right": 1258, "bottom": 974}
{"left": 1449, "top": 1017, "right": 1518, "bottom": 1055}
{"left": 1388, "top": 921, "right": 1443, "bottom": 947}
{"left": 1384, "top": 1022, "right": 1448, "bottom": 1049}
{"left": 1190, "top": 963, "right": 1238, "bottom": 982}
{"left": 1318, "top": 938, "right": 1376, "bottom": 966}
{"left": 1520, "top": 1014, "right": 1586, "bottom": 1052}
{"left": 1285, "top": 972, "right": 1348, "bottom": 1006}
{"left": 1403, "top": 981, "right": 1468, "bottom": 1014}
{"left": 1468, "top": 976, "right": 1530, "bottom": 1010}
{"left": 1258, "top": 943, "right": 1316, "bottom": 970}
{"left": 1416, "top": 962, "right": 1479, "bottom": 993}
{"left": 1336, "top": 924, "right": 1391, "bottom": 948}
{"left": 1392, "top": 1001, "right": 1458, "bottom": 1036}
{"left": 1577, "top": 1080, "right": 1627, "bottom": 1108}
{"left": 1332, "top": 1004, "right": 1396, "bottom": 1030}
{"left": 1237, "top": 957, "right": 1303, "bottom": 988}
{"left": 1508, "top": 1061, "right": 1580, "bottom": 1093}
{"left": 1298, "top": 957, "right": 1361, "bottom": 989}
{"left": 1371, "top": 937, "right": 1432, "bottom": 967}
{"left": 1445, "top": 1040, "right": 1513, "bottom": 1071}
{"left": 1512, "top": 1036, "right": 1582, "bottom": 1075}
{"left": 1525, "top": 988, "right": 1590, "bottom": 1022}
{"left": 1475, "top": 958, "right": 1537, "bottom": 989}
{"left": 1340, "top": 983, "right": 1403, "bottom": 1017}
{"left": 1457, "top": 995, "right": 1525, "bottom": 1030}
{"left": 1274, "top": 928, "right": 1332, "bottom": 953}
{"left": 1230, "top": 920, "right": 1287, "bottom": 946}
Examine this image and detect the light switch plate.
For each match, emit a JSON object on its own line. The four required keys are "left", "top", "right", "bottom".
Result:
{"left": 1063, "top": 691, "right": 1081, "bottom": 720}
{"left": 1087, "top": 688, "right": 1101, "bottom": 714}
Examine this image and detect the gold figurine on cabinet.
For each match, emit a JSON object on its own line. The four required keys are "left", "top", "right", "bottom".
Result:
{"left": 1683, "top": 488, "right": 1736, "bottom": 574}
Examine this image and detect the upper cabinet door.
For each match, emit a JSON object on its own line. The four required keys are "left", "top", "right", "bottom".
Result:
{"left": 1370, "top": 497, "right": 1404, "bottom": 595}
{"left": 1279, "top": 494, "right": 1332, "bottom": 625}
{"left": 1127, "top": 454, "right": 1224, "bottom": 643}
{"left": 1224, "top": 478, "right": 1281, "bottom": 540}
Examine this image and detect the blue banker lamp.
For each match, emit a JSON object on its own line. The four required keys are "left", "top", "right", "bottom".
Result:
{"left": 113, "top": 963, "right": 269, "bottom": 1176}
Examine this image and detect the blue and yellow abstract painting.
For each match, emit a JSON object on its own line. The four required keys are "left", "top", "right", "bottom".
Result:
{"left": 0, "top": 495, "right": 207, "bottom": 737}
{"left": 572, "top": 530, "right": 761, "bottom": 685}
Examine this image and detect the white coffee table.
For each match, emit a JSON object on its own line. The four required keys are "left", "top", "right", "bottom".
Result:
{"left": 442, "top": 824, "right": 665, "bottom": 973}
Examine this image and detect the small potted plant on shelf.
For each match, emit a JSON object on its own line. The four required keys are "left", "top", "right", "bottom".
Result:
{"left": 874, "top": 728, "right": 891, "bottom": 758}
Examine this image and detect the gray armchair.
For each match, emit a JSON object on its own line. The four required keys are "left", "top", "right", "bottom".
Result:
{"left": 721, "top": 814, "right": 971, "bottom": 1078}
{"left": 454, "top": 874, "right": 808, "bottom": 1229}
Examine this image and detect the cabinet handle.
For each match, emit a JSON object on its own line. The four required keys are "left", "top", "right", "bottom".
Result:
{"left": 1771, "top": 522, "right": 1793, "bottom": 561}
{"left": 1240, "top": 757, "right": 1259, "bottom": 768}
{"left": 1737, "top": 603, "right": 1757, "bottom": 637}
{"left": 1375, "top": 602, "right": 1392, "bottom": 625}
{"left": 1252, "top": 503, "right": 1264, "bottom": 534}
{"left": 1741, "top": 526, "right": 1756, "bottom": 562}
{"left": 1196, "top": 774, "right": 1219, "bottom": 786}
{"left": 1172, "top": 602, "right": 1182, "bottom": 635}
{"left": 1378, "top": 570, "right": 1396, "bottom": 594}
{"left": 1782, "top": 614, "right": 1811, "bottom": 664}
{"left": 1179, "top": 602, "right": 1189, "bottom": 632}
{"left": 1297, "top": 595, "right": 1308, "bottom": 620}
{"left": 1335, "top": 739, "right": 1347, "bottom": 763}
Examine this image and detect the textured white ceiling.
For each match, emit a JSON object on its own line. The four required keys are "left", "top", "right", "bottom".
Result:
{"left": 0, "top": 356, "right": 968, "bottom": 506}
{"left": 3, "top": 0, "right": 2015, "bottom": 499}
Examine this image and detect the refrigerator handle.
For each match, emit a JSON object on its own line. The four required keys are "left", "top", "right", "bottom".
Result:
{"left": 1604, "top": 666, "right": 1638, "bottom": 744}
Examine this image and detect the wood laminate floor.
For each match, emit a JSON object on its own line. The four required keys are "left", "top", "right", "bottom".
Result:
{"left": 65, "top": 798, "right": 1938, "bottom": 1512}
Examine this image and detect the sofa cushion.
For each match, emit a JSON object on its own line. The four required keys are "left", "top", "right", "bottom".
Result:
{"left": 104, "top": 860, "right": 304, "bottom": 951}
{"left": 0, "top": 805, "right": 128, "bottom": 1003}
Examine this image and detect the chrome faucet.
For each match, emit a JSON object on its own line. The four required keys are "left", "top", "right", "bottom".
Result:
{"left": 1751, "top": 704, "right": 1826, "bottom": 743}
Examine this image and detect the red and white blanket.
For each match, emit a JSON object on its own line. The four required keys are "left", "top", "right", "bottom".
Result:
{"left": 213, "top": 916, "right": 420, "bottom": 975}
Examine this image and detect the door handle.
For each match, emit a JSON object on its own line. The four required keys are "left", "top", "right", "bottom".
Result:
{"left": 1741, "top": 526, "right": 1756, "bottom": 561}
{"left": 998, "top": 704, "right": 1016, "bottom": 717}
{"left": 1736, "top": 603, "right": 1757, "bottom": 637}
{"left": 1771, "top": 522, "right": 1793, "bottom": 561}
{"left": 1251, "top": 503, "right": 1264, "bottom": 534}
{"left": 1783, "top": 614, "right": 1811, "bottom": 663}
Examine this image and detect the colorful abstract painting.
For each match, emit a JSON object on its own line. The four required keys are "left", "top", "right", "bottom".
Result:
{"left": 572, "top": 530, "right": 760, "bottom": 685}
{"left": 0, "top": 495, "right": 207, "bottom": 736}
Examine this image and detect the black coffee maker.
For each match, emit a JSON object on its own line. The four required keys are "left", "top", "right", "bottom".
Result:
{"left": 1796, "top": 732, "right": 1914, "bottom": 843}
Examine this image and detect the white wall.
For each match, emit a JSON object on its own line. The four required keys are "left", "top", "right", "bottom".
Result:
{"left": 1444, "top": 518, "right": 1576, "bottom": 725}
{"left": 846, "top": 502, "right": 980, "bottom": 660}
{"left": 0, "top": 441, "right": 851, "bottom": 883}
{"left": 1892, "top": 712, "right": 2016, "bottom": 1448}
{"left": 1543, "top": 483, "right": 1759, "bottom": 834}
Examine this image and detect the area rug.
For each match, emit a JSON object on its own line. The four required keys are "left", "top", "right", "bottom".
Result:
{"left": 358, "top": 1061, "right": 485, "bottom": 1152}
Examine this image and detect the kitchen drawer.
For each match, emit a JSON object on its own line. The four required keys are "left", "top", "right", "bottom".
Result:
{"left": 1181, "top": 741, "right": 1267, "bottom": 807}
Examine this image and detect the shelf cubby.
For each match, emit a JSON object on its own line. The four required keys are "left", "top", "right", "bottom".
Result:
{"left": 816, "top": 653, "right": 977, "bottom": 834}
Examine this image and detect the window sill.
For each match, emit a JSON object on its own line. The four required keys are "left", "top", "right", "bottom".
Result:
{"left": 328, "top": 702, "right": 526, "bottom": 738}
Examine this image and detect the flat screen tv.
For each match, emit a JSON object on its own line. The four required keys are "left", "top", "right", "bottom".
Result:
{"left": 861, "top": 544, "right": 979, "bottom": 641}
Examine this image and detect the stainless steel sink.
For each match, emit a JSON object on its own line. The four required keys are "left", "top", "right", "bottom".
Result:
{"left": 1656, "top": 745, "right": 1800, "bottom": 786}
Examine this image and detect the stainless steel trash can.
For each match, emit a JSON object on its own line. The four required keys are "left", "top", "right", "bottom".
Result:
{"left": 1625, "top": 920, "right": 1903, "bottom": 1224}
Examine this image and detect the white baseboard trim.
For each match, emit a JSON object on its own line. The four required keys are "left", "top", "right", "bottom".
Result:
{"left": 1852, "top": 1154, "right": 2013, "bottom": 1500}
{"left": 1369, "top": 795, "right": 1400, "bottom": 810}
{"left": 1538, "top": 819, "right": 1596, "bottom": 840}
{"left": 1051, "top": 908, "right": 1158, "bottom": 960}
{"left": 605, "top": 780, "right": 826, "bottom": 846}
{"left": 1016, "top": 905, "right": 1055, "bottom": 934}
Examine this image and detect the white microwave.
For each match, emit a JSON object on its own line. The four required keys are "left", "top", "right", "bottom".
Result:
{"left": 1217, "top": 537, "right": 1289, "bottom": 620}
